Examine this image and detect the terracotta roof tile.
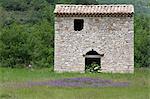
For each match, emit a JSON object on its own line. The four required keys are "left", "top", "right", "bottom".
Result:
{"left": 54, "top": 5, "right": 134, "bottom": 17}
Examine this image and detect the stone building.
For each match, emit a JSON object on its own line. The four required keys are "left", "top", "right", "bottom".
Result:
{"left": 54, "top": 5, "right": 134, "bottom": 73}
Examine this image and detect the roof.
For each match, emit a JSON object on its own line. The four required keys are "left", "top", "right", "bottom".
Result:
{"left": 54, "top": 4, "right": 134, "bottom": 17}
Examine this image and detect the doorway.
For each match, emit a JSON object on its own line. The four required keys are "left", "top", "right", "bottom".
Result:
{"left": 85, "top": 49, "right": 101, "bottom": 71}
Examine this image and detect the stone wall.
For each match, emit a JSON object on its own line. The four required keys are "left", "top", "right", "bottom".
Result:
{"left": 54, "top": 16, "right": 134, "bottom": 73}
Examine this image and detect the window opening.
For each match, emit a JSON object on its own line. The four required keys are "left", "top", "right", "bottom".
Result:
{"left": 74, "top": 19, "right": 84, "bottom": 31}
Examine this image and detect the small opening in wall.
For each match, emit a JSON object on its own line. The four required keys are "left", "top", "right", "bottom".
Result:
{"left": 84, "top": 50, "right": 102, "bottom": 72}
{"left": 74, "top": 19, "right": 84, "bottom": 31}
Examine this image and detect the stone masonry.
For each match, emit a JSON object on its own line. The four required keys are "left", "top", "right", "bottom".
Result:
{"left": 54, "top": 5, "right": 134, "bottom": 73}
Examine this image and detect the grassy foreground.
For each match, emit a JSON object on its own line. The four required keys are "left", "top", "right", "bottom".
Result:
{"left": 0, "top": 67, "right": 150, "bottom": 99}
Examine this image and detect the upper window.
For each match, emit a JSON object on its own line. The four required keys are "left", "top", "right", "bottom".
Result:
{"left": 74, "top": 19, "right": 84, "bottom": 31}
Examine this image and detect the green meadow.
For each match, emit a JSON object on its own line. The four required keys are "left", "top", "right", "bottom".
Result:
{"left": 0, "top": 67, "right": 149, "bottom": 99}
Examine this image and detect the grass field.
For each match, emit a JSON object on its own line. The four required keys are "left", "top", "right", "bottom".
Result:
{"left": 0, "top": 67, "right": 150, "bottom": 99}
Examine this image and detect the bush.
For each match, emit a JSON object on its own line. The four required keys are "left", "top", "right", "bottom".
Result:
{"left": 85, "top": 63, "right": 101, "bottom": 73}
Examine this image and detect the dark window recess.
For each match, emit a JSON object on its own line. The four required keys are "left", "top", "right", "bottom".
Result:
{"left": 74, "top": 19, "right": 84, "bottom": 31}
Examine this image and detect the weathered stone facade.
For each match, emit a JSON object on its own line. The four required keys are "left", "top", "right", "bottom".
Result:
{"left": 54, "top": 5, "right": 134, "bottom": 73}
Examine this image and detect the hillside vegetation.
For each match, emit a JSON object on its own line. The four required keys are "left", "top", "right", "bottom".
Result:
{"left": 0, "top": 0, "right": 149, "bottom": 68}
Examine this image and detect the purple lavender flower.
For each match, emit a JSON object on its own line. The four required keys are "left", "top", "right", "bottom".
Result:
{"left": 4, "top": 77, "right": 129, "bottom": 88}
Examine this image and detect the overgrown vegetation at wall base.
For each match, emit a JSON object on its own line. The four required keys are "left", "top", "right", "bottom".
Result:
{"left": 0, "top": 0, "right": 150, "bottom": 68}
{"left": 85, "top": 63, "right": 101, "bottom": 73}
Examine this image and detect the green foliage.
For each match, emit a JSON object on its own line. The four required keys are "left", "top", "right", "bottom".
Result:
{"left": 1, "top": 0, "right": 54, "bottom": 25}
{"left": 57, "top": 0, "right": 98, "bottom": 4}
{"left": 57, "top": 0, "right": 72, "bottom": 4}
{"left": 1, "top": 0, "right": 29, "bottom": 11}
{"left": 86, "top": 63, "right": 101, "bottom": 73}
{"left": 72, "top": 0, "right": 98, "bottom": 4}
{"left": 0, "top": 21, "right": 54, "bottom": 68}
{"left": 134, "top": 15, "right": 150, "bottom": 68}
{"left": 0, "top": 24, "right": 30, "bottom": 67}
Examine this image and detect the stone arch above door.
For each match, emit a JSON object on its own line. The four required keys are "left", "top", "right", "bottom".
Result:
{"left": 82, "top": 48, "right": 104, "bottom": 57}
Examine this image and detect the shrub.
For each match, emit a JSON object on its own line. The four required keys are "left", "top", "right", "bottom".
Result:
{"left": 85, "top": 63, "right": 101, "bottom": 73}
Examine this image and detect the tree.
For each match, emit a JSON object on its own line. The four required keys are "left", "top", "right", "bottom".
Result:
{"left": 0, "top": 21, "right": 54, "bottom": 68}
{"left": 134, "top": 15, "right": 150, "bottom": 67}
{"left": 73, "top": 0, "right": 98, "bottom": 4}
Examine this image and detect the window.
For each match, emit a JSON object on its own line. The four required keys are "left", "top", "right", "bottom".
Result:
{"left": 74, "top": 19, "right": 84, "bottom": 31}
